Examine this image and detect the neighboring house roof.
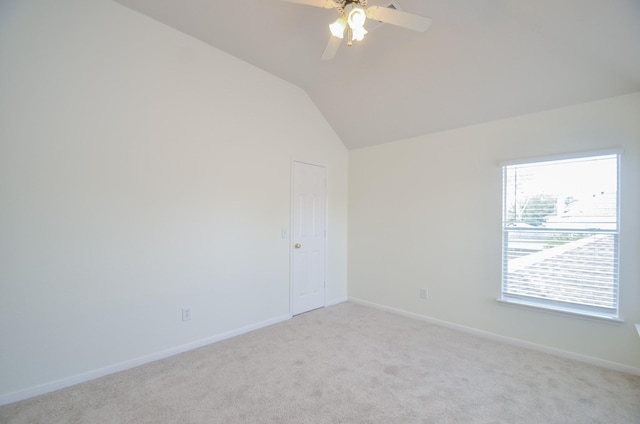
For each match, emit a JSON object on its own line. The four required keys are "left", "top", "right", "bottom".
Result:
{"left": 505, "top": 234, "right": 616, "bottom": 309}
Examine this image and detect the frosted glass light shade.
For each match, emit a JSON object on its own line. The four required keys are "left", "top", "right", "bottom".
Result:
{"left": 347, "top": 7, "right": 366, "bottom": 29}
{"left": 329, "top": 17, "right": 346, "bottom": 38}
{"left": 351, "top": 26, "right": 367, "bottom": 41}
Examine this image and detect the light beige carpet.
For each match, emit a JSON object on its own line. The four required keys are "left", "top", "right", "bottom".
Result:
{"left": 2, "top": 302, "right": 639, "bottom": 423}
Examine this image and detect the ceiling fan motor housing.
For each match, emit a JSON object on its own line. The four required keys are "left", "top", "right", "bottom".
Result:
{"left": 336, "top": 0, "right": 367, "bottom": 15}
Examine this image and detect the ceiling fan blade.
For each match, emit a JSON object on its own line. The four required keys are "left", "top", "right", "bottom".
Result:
{"left": 365, "top": 6, "right": 432, "bottom": 32}
{"left": 280, "top": 0, "right": 337, "bottom": 9}
{"left": 321, "top": 36, "right": 342, "bottom": 60}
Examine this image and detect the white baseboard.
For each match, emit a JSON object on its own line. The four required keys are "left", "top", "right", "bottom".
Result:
{"left": 0, "top": 314, "right": 291, "bottom": 407}
{"left": 348, "top": 297, "right": 640, "bottom": 377}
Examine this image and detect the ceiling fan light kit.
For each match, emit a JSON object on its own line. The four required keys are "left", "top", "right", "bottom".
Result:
{"left": 330, "top": 5, "right": 368, "bottom": 44}
{"left": 282, "top": 0, "right": 432, "bottom": 60}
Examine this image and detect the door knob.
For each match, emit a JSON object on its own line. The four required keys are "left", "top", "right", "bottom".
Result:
{"left": 294, "top": 243, "right": 301, "bottom": 249}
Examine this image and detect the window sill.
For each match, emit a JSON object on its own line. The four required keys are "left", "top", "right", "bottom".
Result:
{"left": 497, "top": 297, "right": 623, "bottom": 324}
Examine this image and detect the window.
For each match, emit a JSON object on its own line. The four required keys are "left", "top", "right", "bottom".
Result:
{"left": 501, "top": 152, "right": 620, "bottom": 320}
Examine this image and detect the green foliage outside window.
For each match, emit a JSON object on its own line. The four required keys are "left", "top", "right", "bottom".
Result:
{"left": 507, "top": 194, "right": 557, "bottom": 226}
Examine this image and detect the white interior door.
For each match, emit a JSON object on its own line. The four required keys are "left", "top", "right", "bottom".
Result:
{"left": 291, "top": 161, "right": 326, "bottom": 316}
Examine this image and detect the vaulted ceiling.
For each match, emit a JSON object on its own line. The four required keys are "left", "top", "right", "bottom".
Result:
{"left": 113, "top": 0, "right": 640, "bottom": 149}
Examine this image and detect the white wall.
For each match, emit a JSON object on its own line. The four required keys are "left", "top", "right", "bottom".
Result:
{"left": 0, "top": 0, "right": 348, "bottom": 403}
{"left": 349, "top": 92, "right": 640, "bottom": 371}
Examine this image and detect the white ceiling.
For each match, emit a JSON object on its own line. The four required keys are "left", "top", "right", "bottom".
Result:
{"left": 113, "top": 0, "right": 640, "bottom": 149}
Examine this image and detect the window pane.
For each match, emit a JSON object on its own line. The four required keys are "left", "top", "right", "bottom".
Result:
{"left": 501, "top": 153, "right": 619, "bottom": 318}
{"left": 504, "top": 231, "right": 617, "bottom": 309}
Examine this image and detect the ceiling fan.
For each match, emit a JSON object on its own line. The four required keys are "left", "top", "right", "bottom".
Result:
{"left": 281, "top": 0, "right": 432, "bottom": 60}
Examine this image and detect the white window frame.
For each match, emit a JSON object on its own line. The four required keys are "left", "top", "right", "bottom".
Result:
{"left": 499, "top": 150, "right": 622, "bottom": 321}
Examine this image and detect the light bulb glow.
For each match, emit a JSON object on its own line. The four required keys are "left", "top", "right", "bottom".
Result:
{"left": 329, "top": 17, "right": 347, "bottom": 38}
{"left": 347, "top": 7, "right": 366, "bottom": 29}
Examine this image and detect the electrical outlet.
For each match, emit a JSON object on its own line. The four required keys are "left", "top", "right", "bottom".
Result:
{"left": 419, "top": 288, "right": 428, "bottom": 299}
{"left": 182, "top": 308, "right": 192, "bottom": 321}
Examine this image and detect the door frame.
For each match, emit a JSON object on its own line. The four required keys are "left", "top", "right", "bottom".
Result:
{"left": 289, "top": 159, "right": 328, "bottom": 316}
